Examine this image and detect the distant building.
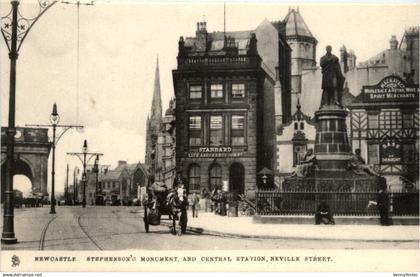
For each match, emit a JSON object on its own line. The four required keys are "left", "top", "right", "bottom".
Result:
{"left": 100, "top": 161, "right": 147, "bottom": 205}
{"left": 276, "top": 102, "right": 316, "bottom": 183}
{"left": 300, "top": 27, "right": 419, "bottom": 117}
{"left": 173, "top": 20, "right": 291, "bottom": 197}
{"left": 283, "top": 7, "right": 318, "bottom": 114}
{"left": 276, "top": 27, "right": 419, "bottom": 188}
{"left": 145, "top": 58, "right": 163, "bottom": 180}
{"left": 348, "top": 75, "right": 419, "bottom": 189}
{"left": 154, "top": 98, "right": 176, "bottom": 188}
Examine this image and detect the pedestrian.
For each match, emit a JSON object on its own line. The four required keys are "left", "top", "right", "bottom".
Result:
{"left": 315, "top": 201, "right": 335, "bottom": 225}
{"left": 368, "top": 179, "right": 391, "bottom": 226}
{"left": 191, "top": 192, "right": 200, "bottom": 218}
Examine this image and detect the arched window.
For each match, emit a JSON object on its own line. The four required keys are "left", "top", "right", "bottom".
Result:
{"left": 300, "top": 122, "right": 304, "bottom": 130}
{"left": 209, "top": 163, "right": 222, "bottom": 191}
{"left": 188, "top": 164, "right": 201, "bottom": 191}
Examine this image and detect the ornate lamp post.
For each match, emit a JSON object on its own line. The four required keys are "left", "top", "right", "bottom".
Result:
{"left": 1, "top": 0, "right": 57, "bottom": 244}
{"left": 67, "top": 140, "right": 103, "bottom": 208}
{"left": 27, "top": 103, "right": 83, "bottom": 214}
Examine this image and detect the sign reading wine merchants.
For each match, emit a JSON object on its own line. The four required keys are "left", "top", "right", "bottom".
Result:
{"left": 361, "top": 75, "right": 419, "bottom": 102}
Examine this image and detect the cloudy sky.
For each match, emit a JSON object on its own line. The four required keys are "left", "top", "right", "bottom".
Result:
{"left": 1, "top": 0, "right": 418, "bottom": 195}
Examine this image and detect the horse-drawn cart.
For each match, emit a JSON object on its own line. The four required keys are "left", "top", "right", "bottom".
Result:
{"left": 143, "top": 182, "right": 188, "bottom": 235}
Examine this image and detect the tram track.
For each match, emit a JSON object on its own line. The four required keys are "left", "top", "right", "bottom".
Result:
{"left": 38, "top": 216, "right": 57, "bottom": 250}
{"left": 77, "top": 215, "right": 103, "bottom": 250}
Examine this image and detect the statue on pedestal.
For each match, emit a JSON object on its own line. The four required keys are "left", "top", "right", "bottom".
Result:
{"left": 320, "top": 45, "right": 345, "bottom": 108}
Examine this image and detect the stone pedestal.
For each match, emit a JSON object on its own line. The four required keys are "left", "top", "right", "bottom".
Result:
{"left": 314, "top": 107, "right": 352, "bottom": 175}
{"left": 282, "top": 106, "right": 379, "bottom": 192}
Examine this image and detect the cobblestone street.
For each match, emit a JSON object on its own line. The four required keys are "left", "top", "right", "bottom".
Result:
{"left": 1, "top": 206, "right": 418, "bottom": 251}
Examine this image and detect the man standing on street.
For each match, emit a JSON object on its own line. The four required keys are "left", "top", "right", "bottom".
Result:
{"left": 191, "top": 192, "right": 200, "bottom": 218}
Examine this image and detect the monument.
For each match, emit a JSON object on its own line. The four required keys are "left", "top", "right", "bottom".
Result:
{"left": 283, "top": 46, "right": 381, "bottom": 192}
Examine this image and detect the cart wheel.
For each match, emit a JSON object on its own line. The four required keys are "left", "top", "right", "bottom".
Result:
{"left": 180, "top": 209, "right": 188, "bottom": 234}
{"left": 144, "top": 206, "right": 149, "bottom": 233}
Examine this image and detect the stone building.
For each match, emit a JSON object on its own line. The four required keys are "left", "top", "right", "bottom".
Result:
{"left": 276, "top": 27, "right": 419, "bottom": 188}
{"left": 276, "top": 102, "right": 316, "bottom": 183}
{"left": 283, "top": 7, "right": 317, "bottom": 114}
{"left": 300, "top": 27, "right": 419, "bottom": 117}
{"left": 348, "top": 75, "right": 419, "bottom": 189}
{"left": 154, "top": 98, "right": 176, "bottom": 188}
{"left": 100, "top": 161, "right": 148, "bottom": 205}
{"left": 173, "top": 20, "right": 291, "bottom": 197}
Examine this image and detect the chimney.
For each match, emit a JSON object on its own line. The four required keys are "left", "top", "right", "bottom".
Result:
{"left": 195, "top": 21, "right": 208, "bottom": 52}
{"left": 118, "top": 160, "right": 127, "bottom": 167}
{"left": 390, "top": 35, "right": 398, "bottom": 50}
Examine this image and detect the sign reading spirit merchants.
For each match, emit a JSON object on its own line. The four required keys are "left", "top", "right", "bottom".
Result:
{"left": 361, "top": 75, "right": 419, "bottom": 102}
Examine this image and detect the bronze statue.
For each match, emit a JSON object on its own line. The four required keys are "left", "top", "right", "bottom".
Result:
{"left": 320, "top": 45, "right": 345, "bottom": 108}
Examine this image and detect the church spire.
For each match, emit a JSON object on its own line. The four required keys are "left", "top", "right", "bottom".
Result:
{"left": 149, "top": 55, "right": 163, "bottom": 131}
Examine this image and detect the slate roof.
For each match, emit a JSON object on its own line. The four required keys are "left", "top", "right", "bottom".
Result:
{"left": 283, "top": 8, "right": 316, "bottom": 40}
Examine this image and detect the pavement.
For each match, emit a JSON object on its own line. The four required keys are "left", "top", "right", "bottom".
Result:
{"left": 183, "top": 211, "right": 420, "bottom": 242}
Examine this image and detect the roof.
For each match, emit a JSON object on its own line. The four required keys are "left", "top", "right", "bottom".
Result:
{"left": 283, "top": 8, "right": 316, "bottom": 40}
{"left": 184, "top": 30, "right": 253, "bottom": 56}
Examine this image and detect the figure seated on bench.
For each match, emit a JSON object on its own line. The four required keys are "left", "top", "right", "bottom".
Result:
{"left": 315, "top": 201, "right": 335, "bottom": 225}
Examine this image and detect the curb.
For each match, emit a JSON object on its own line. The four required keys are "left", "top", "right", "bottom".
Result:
{"left": 160, "top": 221, "right": 419, "bottom": 243}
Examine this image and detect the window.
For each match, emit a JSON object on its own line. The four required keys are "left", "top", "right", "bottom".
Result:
{"left": 232, "top": 83, "right": 245, "bottom": 98}
{"left": 210, "top": 116, "right": 223, "bottom": 145}
{"left": 209, "top": 164, "right": 222, "bottom": 191}
{"left": 189, "top": 116, "right": 201, "bottom": 146}
{"left": 188, "top": 164, "right": 200, "bottom": 191}
{"left": 379, "top": 110, "right": 402, "bottom": 129}
{"left": 300, "top": 122, "right": 304, "bottom": 130}
{"left": 368, "top": 144, "right": 379, "bottom": 164}
{"left": 403, "top": 113, "right": 414, "bottom": 128}
{"left": 231, "top": 115, "right": 245, "bottom": 145}
{"left": 210, "top": 84, "right": 223, "bottom": 98}
{"left": 403, "top": 144, "right": 416, "bottom": 163}
{"left": 189, "top": 85, "right": 202, "bottom": 100}
{"left": 368, "top": 114, "right": 379, "bottom": 129}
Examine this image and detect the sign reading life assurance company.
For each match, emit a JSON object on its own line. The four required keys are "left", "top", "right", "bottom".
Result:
{"left": 361, "top": 75, "right": 419, "bottom": 102}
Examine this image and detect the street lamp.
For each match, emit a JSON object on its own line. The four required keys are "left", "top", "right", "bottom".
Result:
{"left": 67, "top": 140, "right": 103, "bottom": 208}
{"left": 1, "top": 0, "right": 57, "bottom": 244}
{"left": 27, "top": 103, "right": 83, "bottom": 214}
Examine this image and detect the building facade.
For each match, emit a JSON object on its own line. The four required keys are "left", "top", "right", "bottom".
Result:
{"left": 276, "top": 27, "right": 419, "bottom": 189}
{"left": 154, "top": 98, "right": 177, "bottom": 188}
{"left": 349, "top": 75, "right": 419, "bottom": 189}
{"left": 100, "top": 161, "right": 147, "bottom": 205}
{"left": 173, "top": 20, "right": 290, "bottom": 197}
{"left": 300, "top": 27, "right": 419, "bottom": 117}
{"left": 283, "top": 8, "right": 317, "bottom": 114}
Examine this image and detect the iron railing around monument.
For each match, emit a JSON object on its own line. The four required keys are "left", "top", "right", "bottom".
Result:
{"left": 256, "top": 189, "right": 419, "bottom": 216}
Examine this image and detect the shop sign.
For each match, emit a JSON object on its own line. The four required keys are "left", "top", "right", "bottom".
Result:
{"left": 188, "top": 146, "right": 244, "bottom": 158}
{"left": 380, "top": 140, "right": 401, "bottom": 164}
{"left": 361, "top": 76, "right": 419, "bottom": 102}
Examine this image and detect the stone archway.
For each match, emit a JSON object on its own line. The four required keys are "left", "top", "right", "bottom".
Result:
{"left": 1, "top": 158, "right": 34, "bottom": 202}
{"left": 1, "top": 127, "right": 51, "bottom": 202}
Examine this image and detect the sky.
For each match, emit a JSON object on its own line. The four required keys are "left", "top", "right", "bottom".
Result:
{"left": 1, "top": 0, "right": 418, "bottom": 195}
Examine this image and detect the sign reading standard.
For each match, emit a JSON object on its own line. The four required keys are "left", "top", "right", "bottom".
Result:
{"left": 188, "top": 147, "right": 243, "bottom": 158}
{"left": 361, "top": 76, "right": 419, "bottom": 102}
